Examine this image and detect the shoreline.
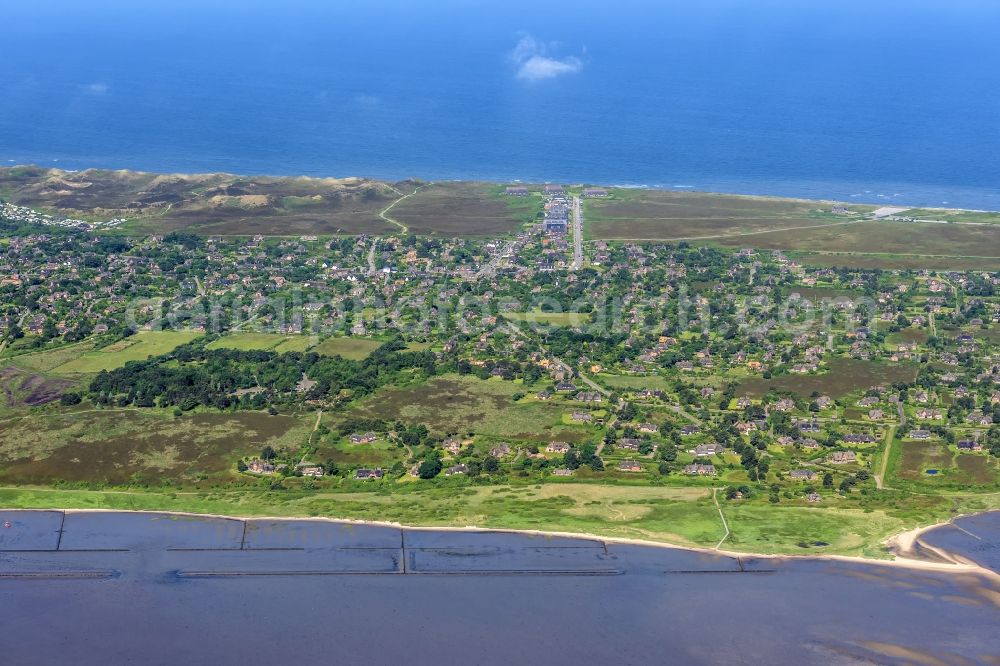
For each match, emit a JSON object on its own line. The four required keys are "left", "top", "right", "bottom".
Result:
{"left": 7, "top": 506, "right": 996, "bottom": 579}
{"left": 4, "top": 163, "right": 1000, "bottom": 215}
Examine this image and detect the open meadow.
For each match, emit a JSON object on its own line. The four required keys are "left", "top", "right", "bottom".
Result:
{"left": 888, "top": 434, "right": 1000, "bottom": 492}
{"left": 708, "top": 220, "right": 1000, "bottom": 264}
{"left": 582, "top": 189, "right": 1000, "bottom": 269}
{"left": 390, "top": 182, "right": 539, "bottom": 235}
{"left": 206, "top": 332, "right": 312, "bottom": 352}
{"left": 789, "top": 251, "right": 1000, "bottom": 271}
{"left": 584, "top": 188, "right": 867, "bottom": 240}
{"left": 738, "top": 358, "right": 918, "bottom": 399}
{"left": 44, "top": 331, "right": 203, "bottom": 374}
{"left": 312, "top": 336, "right": 384, "bottom": 360}
{"left": 344, "top": 374, "right": 599, "bottom": 442}
{"left": 898, "top": 207, "right": 1000, "bottom": 224}
{"left": 8, "top": 341, "right": 97, "bottom": 373}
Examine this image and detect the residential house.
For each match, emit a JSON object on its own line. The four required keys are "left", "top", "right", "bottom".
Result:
{"left": 617, "top": 438, "right": 642, "bottom": 451}
{"left": 355, "top": 468, "right": 385, "bottom": 480}
{"left": 957, "top": 440, "right": 983, "bottom": 452}
{"left": 693, "top": 443, "right": 725, "bottom": 457}
{"left": 618, "top": 460, "right": 643, "bottom": 473}
{"left": 490, "top": 443, "right": 512, "bottom": 458}
{"left": 443, "top": 438, "right": 462, "bottom": 455}
{"left": 247, "top": 460, "right": 276, "bottom": 475}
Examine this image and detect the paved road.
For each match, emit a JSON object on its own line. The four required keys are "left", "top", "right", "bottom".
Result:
{"left": 477, "top": 241, "right": 514, "bottom": 280}
{"left": 667, "top": 404, "right": 703, "bottom": 426}
{"left": 577, "top": 370, "right": 610, "bottom": 397}
{"left": 506, "top": 321, "right": 608, "bottom": 397}
{"left": 367, "top": 240, "right": 377, "bottom": 275}
{"left": 572, "top": 195, "right": 583, "bottom": 270}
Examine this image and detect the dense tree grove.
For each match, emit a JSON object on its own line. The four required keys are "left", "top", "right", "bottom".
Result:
{"left": 88, "top": 337, "right": 436, "bottom": 409}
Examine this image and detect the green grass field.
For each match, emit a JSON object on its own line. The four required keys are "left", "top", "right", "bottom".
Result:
{"left": 9, "top": 341, "right": 98, "bottom": 373}
{"left": 595, "top": 373, "right": 674, "bottom": 391}
{"left": 48, "top": 331, "right": 203, "bottom": 374}
{"left": 900, "top": 208, "right": 1000, "bottom": 224}
{"left": 206, "top": 333, "right": 312, "bottom": 352}
{"left": 273, "top": 336, "right": 315, "bottom": 353}
{"left": 312, "top": 336, "right": 384, "bottom": 360}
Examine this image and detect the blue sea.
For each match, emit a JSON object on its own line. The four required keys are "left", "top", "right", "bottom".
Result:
{"left": 2, "top": 0, "right": 1000, "bottom": 209}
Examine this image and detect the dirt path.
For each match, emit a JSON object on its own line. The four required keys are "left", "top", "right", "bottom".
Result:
{"left": 712, "top": 488, "right": 731, "bottom": 549}
{"left": 379, "top": 184, "right": 427, "bottom": 233}
{"left": 876, "top": 426, "right": 895, "bottom": 490}
{"left": 310, "top": 410, "right": 323, "bottom": 439}
{"left": 668, "top": 404, "right": 702, "bottom": 425}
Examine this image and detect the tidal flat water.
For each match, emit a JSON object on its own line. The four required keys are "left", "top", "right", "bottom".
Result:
{"left": 1, "top": 510, "right": 999, "bottom": 665}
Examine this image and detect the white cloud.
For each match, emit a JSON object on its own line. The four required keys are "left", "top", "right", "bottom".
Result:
{"left": 509, "top": 34, "right": 583, "bottom": 82}
{"left": 516, "top": 55, "right": 582, "bottom": 81}
{"left": 82, "top": 82, "right": 109, "bottom": 95}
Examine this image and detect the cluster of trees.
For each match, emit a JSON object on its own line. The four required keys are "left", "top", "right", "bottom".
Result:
{"left": 88, "top": 337, "right": 436, "bottom": 410}
{"left": 985, "top": 426, "right": 1000, "bottom": 458}
{"left": 561, "top": 443, "right": 604, "bottom": 471}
